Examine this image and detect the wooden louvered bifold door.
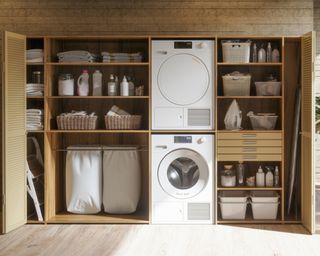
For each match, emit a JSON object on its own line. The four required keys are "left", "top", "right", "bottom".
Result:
{"left": 301, "top": 31, "right": 316, "bottom": 234}
{"left": 2, "top": 31, "right": 26, "bottom": 233}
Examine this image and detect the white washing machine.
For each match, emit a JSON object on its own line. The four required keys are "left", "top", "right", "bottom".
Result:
{"left": 152, "top": 134, "right": 214, "bottom": 224}
{"left": 152, "top": 40, "right": 214, "bottom": 130}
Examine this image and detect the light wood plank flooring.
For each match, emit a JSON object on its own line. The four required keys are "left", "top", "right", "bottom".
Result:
{"left": 0, "top": 224, "right": 320, "bottom": 256}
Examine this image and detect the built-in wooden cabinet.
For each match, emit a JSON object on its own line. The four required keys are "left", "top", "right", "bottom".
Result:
{"left": 0, "top": 32, "right": 317, "bottom": 234}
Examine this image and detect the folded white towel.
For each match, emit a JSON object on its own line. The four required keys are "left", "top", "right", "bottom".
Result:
{"left": 27, "top": 109, "right": 43, "bottom": 115}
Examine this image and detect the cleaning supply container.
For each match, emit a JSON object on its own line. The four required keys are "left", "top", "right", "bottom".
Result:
{"left": 222, "top": 41, "right": 251, "bottom": 63}
{"left": 222, "top": 71, "right": 251, "bottom": 96}
{"left": 65, "top": 146, "right": 102, "bottom": 214}
{"left": 250, "top": 191, "right": 279, "bottom": 219}
{"left": 255, "top": 81, "right": 281, "bottom": 96}
{"left": 77, "top": 70, "right": 89, "bottom": 96}
{"left": 247, "top": 111, "right": 278, "bottom": 130}
{"left": 103, "top": 146, "right": 141, "bottom": 214}
{"left": 219, "top": 191, "right": 248, "bottom": 219}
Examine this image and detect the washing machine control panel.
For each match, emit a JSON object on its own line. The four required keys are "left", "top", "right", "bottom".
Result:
{"left": 174, "top": 136, "right": 192, "bottom": 143}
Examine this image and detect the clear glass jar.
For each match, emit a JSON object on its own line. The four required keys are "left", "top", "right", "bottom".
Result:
{"left": 221, "top": 165, "right": 236, "bottom": 187}
{"left": 32, "top": 71, "right": 42, "bottom": 84}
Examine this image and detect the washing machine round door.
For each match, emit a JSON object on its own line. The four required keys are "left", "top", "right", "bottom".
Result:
{"left": 157, "top": 53, "right": 209, "bottom": 106}
{"left": 158, "top": 149, "right": 209, "bottom": 199}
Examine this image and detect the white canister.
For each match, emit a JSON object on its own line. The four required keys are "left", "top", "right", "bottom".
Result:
{"left": 120, "top": 75, "right": 129, "bottom": 96}
{"left": 92, "top": 70, "right": 102, "bottom": 96}
{"left": 58, "top": 74, "right": 74, "bottom": 96}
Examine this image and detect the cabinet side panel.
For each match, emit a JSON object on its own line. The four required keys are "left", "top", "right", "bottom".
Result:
{"left": 2, "top": 31, "right": 26, "bottom": 233}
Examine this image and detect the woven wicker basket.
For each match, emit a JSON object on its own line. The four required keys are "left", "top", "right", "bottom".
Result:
{"left": 56, "top": 115, "right": 98, "bottom": 130}
{"left": 105, "top": 115, "right": 142, "bottom": 130}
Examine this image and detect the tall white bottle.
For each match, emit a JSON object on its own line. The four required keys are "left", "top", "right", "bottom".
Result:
{"left": 258, "top": 45, "right": 266, "bottom": 63}
{"left": 265, "top": 167, "right": 274, "bottom": 187}
{"left": 92, "top": 70, "right": 102, "bottom": 96}
{"left": 120, "top": 75, "right": 129, "bottom": 96}
{"left": 256, "top": 166, "right": 265, "bottom": 187}
{"left": 274, "top": 166, "right": 280, "bottom": 187}
{"left": 266, "top": 42, "right": 272, "bottom": 63}
{"left": 272, "top": 47, "right": 280, "bottom": 63}
{"left": 77, "top": 70, "right": 89, "bottom": 96}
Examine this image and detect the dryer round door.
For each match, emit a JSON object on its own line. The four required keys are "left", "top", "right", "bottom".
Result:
{"left": 157, "top": 53, "right": 210, "bottom": 106}
{"left": 158, "top": 149, "right": 209, "bottom": 199}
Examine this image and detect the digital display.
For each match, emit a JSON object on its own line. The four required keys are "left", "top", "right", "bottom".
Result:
{"left": 174, "top": 41, "right": 192, "bottom": 49}
{"left": 174, "top": 136, "right": 192, "bottom": 143}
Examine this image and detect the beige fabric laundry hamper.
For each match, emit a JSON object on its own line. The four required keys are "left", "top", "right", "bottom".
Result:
{"left": 103, "top": 146, "right": 141, "bottom": 214}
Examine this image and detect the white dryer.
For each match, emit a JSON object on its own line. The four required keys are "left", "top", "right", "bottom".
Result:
{"left": 152, "top": 134, "right": 214, "bottom": 224}
{"left": 152, "top": 40, "right": 214, "bottom": 130}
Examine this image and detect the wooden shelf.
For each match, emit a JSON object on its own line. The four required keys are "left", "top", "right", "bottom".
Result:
{"left": 47, "top": 130, "right": 150, "bottom": 133}
{"left": 27, "top": 62, "right": 44, "bottom": 66}
{"left": 152, "top": 130, "right": 215, "bottom": 134}
{"left": 46, "top": 62, "right": 149, "bottom": 66}
{"left": 27, "top": 130, "right": 44, "bottom": 133}
{"left": 47, "top": 211, "right": 149, "bottom": 224}
{"left": 27, "top": 96, "right": 44, "bottom": 99}
{"left": 217, "top": 62, "right": 282, "bottom": 66}
{"left": 217, "top": 130, "right": 282, "bottom": 133}
{"left": 217, "top": 219, "right": 283, "bottom": 224}
{"left": 217, "top": 96, "right": 282, "bottom": 99}
{"left": 47, "top": 96, "right": 149, "bottom": 99}
{"left": 217, "top": 187, "right": 282, "bottom": 191}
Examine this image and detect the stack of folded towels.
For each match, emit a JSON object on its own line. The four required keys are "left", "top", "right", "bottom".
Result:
{"left": 106, "top": 105, "right": 130, "bottom": 116}
{"left": 26, "top": 83, "right": 44, "bottom": 96}
{"left": 27, "top": 49, "right": 44, "bottom": 63}
{"left": 57, "top": 51, "right": 97, "bottom": 63}
{"left": 101, "top": 52, "right": 143, "bottom": 63}
{"left": 27, "top": 109, "right": 44, "bottom": 131}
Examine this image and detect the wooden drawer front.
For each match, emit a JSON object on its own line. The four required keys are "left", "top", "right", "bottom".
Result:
{"left": 217, "top": 147, "right": 282, "bottom": 154}
{"left": 217, "top": 132, "right": 282, "bottom": 140}
{"left": 217, "top": 140, "right": 282, "bottom": 147}
{"left": 217, "top": 154, "right": 282, "bottom": 162}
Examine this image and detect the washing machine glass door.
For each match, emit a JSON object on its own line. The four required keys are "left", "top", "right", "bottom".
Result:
{"left": 158, "top": 149, "right": 209, "bottom": 199}
{"left": 157, "top": 53, "right": 209, "bottom": 106}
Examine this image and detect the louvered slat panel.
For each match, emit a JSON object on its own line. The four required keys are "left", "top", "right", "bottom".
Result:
{"left": 2, "top": 31, "right": 26, "bottom": 233}
{"left": 301, "top": 31, "right": 315, "bottom": 234}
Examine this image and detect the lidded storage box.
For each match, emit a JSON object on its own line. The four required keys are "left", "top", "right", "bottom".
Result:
{"left": 222, "top": 71, "right": 251, "bottom": 96}
{"left": 219, "top": 191, "right": 248, "bottom": 219}
{"left": 222, "top": 41, "right": 251, "bottom": 63}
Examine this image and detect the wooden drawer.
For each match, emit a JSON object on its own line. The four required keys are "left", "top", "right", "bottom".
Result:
{"left": 217, "top": 147, "right": 282, "bottom": 154}
{"left": 217, "top": 140, "right": 282, "bottom": 147}
{"left": 217, "top": 154, "right": 282, "bottom": 161}
{"left": 217, "top": 132, "right": 282, "bottom": 140}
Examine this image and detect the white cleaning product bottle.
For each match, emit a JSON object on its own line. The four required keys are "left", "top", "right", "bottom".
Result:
{"left": 266, "top": 42, "right": 272, "bottom": 62}
{"left": 77, "top": 70, "right": 89, "bottom": 96}
{"left": 265, "top": 167, "right": 274, "bottom": 187}
{"left": 274, "top": 166, "right": 280, "bottom": 187}
{"left": 120, "top": 75, "right": 129, "bottom": 96}
{"left": 256, "top": 166, "right": 265, "bottom": 187}
{"left": 252, "top": 43, "right": 258, "bottom": 62}
{"left": 127, "top": 76, "right": 135, "bottom": 96}
{"left": 107, "top": 74, "right": 116, "bottom": 96}
{"left": 92, "top": 70, "right": 102, "bottom": 96}
{"left": 272, "top": 47, "right": 280, "bottom": 62}
{"left": 258, "top": 45, "right": 266, "bottom": 63}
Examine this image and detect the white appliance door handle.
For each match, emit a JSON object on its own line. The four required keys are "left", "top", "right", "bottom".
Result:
{"left": 155, "top": 145, "right": 168, "bottom": 149}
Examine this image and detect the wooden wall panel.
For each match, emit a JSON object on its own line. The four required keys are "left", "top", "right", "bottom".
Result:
{"left": 0, "top": 0, "right": 314, "bottom": 36}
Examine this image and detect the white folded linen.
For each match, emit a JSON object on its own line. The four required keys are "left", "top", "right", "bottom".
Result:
{"left": 26, "top": 57, "right": 43, "bottom": 63}
{"left": 27, "top": 109, "right": 43, "bottom": 115}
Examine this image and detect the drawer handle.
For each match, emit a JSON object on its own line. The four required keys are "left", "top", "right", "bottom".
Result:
{"left": 243, "top": 147, "right": 257, "bottom": 152}
{"left": 243, "top": 140, "right": 257, "bottom": 145}
{"left": 243, "top": 155, "right": 257, "bottom": 160}
{"left": 155, "top": 145, "right": 167, "bottom": 149}
{"left": 242, "top": 134, "right": 256, "bottom": 138}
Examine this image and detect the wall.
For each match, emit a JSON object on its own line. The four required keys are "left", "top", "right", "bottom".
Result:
{"left": 0, "top": 0, "right": 314, "bottom": 36}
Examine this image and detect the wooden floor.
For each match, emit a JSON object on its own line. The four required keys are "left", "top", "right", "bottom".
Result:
{"left": 0, "top": 224, "right": 320, "bottom": 256}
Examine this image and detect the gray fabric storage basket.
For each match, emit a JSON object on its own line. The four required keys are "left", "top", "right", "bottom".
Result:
{"left": 103, "top": 146, "right": 141, "bottom": 214}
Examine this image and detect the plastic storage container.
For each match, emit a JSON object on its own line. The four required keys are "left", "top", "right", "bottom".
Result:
{"left": 222, "top": 72, "right": 251, "bottom": 96}
{"left": 103, "top": 146, "right": 141, "bottom": 214}
{"left": 220, "top": 165, "right": 236, "bottom": 187}
{"left": 255, "top": 81, "right": 281, "bottom": 96}
{"left": 250, "top": 191, "right": 279, "bottom": 220}
{"left": 219, "top": 191, "right": 248, "bottom": 219}
{"left": 65, "top": 146, "right": 102, "bottom": 214}
{"left": 247, "top": 112, "right": 278, "bottom": 130}
{"left": 222, "top": 41, "right": 251, "bottom": 63}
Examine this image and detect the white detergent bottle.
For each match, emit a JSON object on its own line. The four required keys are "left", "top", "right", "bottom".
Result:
{"left": 265, "top": 166, "right": 274, "bottom": 187}
{"left": 92, "top": 70, "right": 102, "bottom": 96}
{"left": 258, "top": 45, "right": 266, "bottom": 63}
{"left": 256, "top": 165, "right": 265, "bottom": 187}
{"left": 120, "top": 75, "right": 129, "bottom": 96}
{"left": 77, "top": 70, "right": 89, "bottom": 96}
{"left": 272, "top": 47, "right": 280, "bottom": 63}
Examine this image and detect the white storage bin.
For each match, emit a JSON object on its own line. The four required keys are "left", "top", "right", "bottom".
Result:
{"left": 250, "top": 191, "right": 279, "bottom": 220}
{"left": 255, "top": 81, "right": 281, "bottom": 96}
{"left": 223, "top": 72, "right": 251, "bottom": 96}
{"left": 222, "top": 41, "right": 251, "bottom": 63}
{"left": 247, "top": 111, "right": 278, "bottom": 130}
{"left": 66, "top": 146, "right": 102, "bottom": 214}
{"left": 219, "top": 191, "right": 248, "bottom": 219}
{"left": 103, "top": 146, "right": 141, "bottom": 214}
